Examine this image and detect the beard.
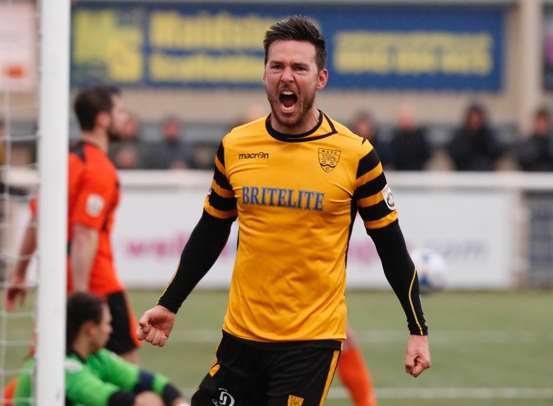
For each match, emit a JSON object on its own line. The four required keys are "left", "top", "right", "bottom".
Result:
{"left": 266, "top": 88, "right": 316, "bottom": 133}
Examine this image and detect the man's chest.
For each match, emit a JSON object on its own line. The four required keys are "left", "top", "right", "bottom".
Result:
{"left": 225, "top": 141, "right": 356, "bottom": 213}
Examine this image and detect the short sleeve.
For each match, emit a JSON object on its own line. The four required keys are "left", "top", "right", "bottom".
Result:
{"left": 354, "top": 144, "right": 398, "bottom": 230}
{"left": 203, "top": 142, "right": 237, "bottom": 220}
{"left": 71, "top": 162, "right": 114, "bottom": 230}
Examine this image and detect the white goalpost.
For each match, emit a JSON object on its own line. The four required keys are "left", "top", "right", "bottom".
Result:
{"left": 36, "top": 0, "right": 70, "bottom": 405}
{"left": 0, "top": 0, "right": 70, "bottom": 404}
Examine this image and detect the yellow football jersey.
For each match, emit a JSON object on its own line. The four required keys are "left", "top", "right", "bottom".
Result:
{"left": 205, "top": 112, "right": 398, "bottom": 342}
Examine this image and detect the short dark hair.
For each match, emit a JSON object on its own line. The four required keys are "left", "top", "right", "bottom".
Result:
{"left": 66, "top": 292, "right": 105, "bottom": 349}
{"left": 264, "top": 16, "right": 326, "bottom": 70}
{"left": 73, "top": 86, "right": 120, "bottom": 131}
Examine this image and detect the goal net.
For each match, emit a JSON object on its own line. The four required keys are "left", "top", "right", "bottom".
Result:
{"left": 0, "top": 1, "right": 70, "bottom": 405}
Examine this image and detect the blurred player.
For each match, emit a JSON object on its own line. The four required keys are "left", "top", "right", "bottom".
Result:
{"left": 13, "top": 292, "right": 189, "bottom": 406}
{"left": 2, "top": 378, "right": 16, "bottom": 406}
{"left": 5, "top": 86, "right": 141, "bottom": 362}
{"left": 338, "top": 327, "right": 377, "bottom": 406}
{"left": 138, "top": 16, "right": 431, "bottom": 405}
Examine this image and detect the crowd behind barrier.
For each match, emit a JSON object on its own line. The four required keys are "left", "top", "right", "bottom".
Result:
{"left": 1, "top": 101, "right": 553, "bottom": 172}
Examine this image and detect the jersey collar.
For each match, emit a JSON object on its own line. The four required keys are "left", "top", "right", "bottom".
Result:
{"left": 265, "top": 110, "right": 337, "bottom": 143}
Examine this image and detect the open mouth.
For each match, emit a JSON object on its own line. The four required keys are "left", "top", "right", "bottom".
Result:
{"left": 279, "top": 90, "right": 298, "bottom": 109}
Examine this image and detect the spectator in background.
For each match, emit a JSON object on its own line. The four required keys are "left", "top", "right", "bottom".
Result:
{"left": 189, "top": 143, "right": 217, "bottom": 170}
{"left": 446, "top": 103, "right": 503, "bottom": 171}
{"left": 143, "top": 116, "right": 192, "bottom": 169}
{"left": 351, "top": 111, "right": 391, "bottom": 167}
{"left": 389, "top": 103, "right": 431, "bottom": 170}
{"left": 517, "top": 107, "right": 553, "bottom": 171}
{"left": 109, "top": 113, "right": 144, "bottom": 169}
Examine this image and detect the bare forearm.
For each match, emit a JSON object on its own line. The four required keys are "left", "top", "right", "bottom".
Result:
{"left": 14, "top": 221, "right": 37, "bottom": 277}
{"left": 71, "top": 225, "right": 99, "bottom": 292}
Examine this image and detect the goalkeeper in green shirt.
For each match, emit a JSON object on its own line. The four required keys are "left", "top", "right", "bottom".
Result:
{"left": 14, "top": 293, "right": 189, "bottom": 406}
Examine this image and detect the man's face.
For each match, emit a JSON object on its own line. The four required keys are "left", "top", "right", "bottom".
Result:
{"left": 90, "top": 305, "right": 112, "bottom": 352}
{"left": 107, "top": 95, "right": 129, "bottom": 140}
{"left": 467, "top": 111, "right": 484, "bottom": 131}
{"left": 263, "top": 40, "right": 327, "bottom": 131}
{"left": 162, "top": 120, "right": 180, "bottom": 142}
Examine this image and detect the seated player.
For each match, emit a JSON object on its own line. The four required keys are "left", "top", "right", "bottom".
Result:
{"left": 13, "top": 293, "right": 189, "bottom": 406}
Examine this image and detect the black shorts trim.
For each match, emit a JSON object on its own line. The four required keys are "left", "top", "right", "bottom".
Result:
{"left": 222, "top": 330, "right": 342, "bottom": 351}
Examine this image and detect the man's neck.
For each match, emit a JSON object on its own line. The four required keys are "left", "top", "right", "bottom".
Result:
{"left": 71, "top": 337, "right": 92, "bottom": 360}
{"left": 271, "top": 108, "right": 321, "bottom": 135}
{"left": 81, "top": 129, "right": 108, "bottom": 152}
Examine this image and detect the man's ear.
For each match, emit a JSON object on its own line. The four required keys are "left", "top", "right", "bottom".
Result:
{"left": 317, "top": 68, "right": 328, "bottom": 90}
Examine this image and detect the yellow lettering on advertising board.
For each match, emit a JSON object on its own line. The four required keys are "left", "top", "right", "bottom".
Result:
{"left": 334, "top": 31, "right": 493, "bottom": 76}
{"left": 150, "top": 11, "right": 274, "bottom": 50}
{"left": 149, "top": 53, "right": 263, "bottom": 82}
{"left": 73, "top": 10, "right": 143, "bottom": 82}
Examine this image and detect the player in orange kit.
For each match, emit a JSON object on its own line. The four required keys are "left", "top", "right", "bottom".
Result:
{"left": 5, "top": 86, "right": 140, "bottom": 362}
{"left": 339, "top": 327, "right": 378, "bottom": 406}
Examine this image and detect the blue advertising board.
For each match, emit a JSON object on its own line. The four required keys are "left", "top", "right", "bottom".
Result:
{"left": 71, "top": 3, "right": 504, "bottom": 91}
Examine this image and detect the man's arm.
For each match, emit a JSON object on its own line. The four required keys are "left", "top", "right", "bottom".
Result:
{"left": 369, "top": 222, "right": 431, "bottom": 378}
{"left": 5, "top": 218, "right": 37, "bottom": 310}
{"left": 158, "top": 211, "right": 233, "bottom": 313}
{"left": 139, "top": 142, "right": 236, "bottom": 347}
{"left": 93, "top": 349, "right": 187, "bottom": 406}
{"left": 16, "top": 356, "right": 136, "bottom": 406}
{"left": 354, "top": 144, "right": 431, "bottom": 377}
{"left": 138, "top": 211, "right": 232, "bottom": 347}
{"left": 66, "top": 365, "right": 135, "bottom": 406}
{"left": 368, "top": 222, "right": 427, "bottom": 336}
{"left": 71, "top": 223, "right": 99, "bottom": 292}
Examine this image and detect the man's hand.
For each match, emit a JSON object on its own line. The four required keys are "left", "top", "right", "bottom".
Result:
{"left": 5, "top": 272, "right": 27, "bottom": 311}
{"left": 404, "top": 335, "right": 431, "bottom": 378}
{"left": 137, "top": 305, "right": 176, "bottom": 347}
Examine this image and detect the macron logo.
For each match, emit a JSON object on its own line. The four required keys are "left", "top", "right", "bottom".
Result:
{"left": 238, "top": 152, "right": 269, "bottom": 160}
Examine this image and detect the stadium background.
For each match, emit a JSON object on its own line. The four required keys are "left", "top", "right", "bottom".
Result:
{"left": 1, "top": 0, "right": 553, "bottom": 405}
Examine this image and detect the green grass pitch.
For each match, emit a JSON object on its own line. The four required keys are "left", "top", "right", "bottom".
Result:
{"left": 3, "top": 290, "right": 552, "bottom": 405}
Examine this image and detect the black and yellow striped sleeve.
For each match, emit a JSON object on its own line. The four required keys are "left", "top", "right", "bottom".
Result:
{"left": 204, "top": 143, "right": 237, "bottom": 220}
{"left": 354, "top": 147, "right": 398, "bottom": 230}
{"left": 355, "top": 146, "right": 428, "bottom": 336}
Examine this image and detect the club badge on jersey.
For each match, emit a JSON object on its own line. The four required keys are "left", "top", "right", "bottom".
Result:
{"left": 318, "top": 148, "right": 341, "bottom": 173}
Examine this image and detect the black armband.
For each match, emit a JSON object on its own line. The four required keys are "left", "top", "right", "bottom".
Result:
{"left": 162, "top": 383, "right": 182, "bottom": 406}
{"left": 108, "top": 390, "right": 135, "bottom": 406}
{"left": 158, "top": 210, "right": 233, "bottom": 313}
{"left": 368, "top": 220, "right": 428, "bottom": 335}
